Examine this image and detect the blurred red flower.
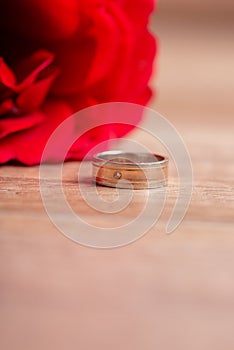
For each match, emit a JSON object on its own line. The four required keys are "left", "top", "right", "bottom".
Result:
{"left": 0, "top": 0, "right": 156, "bottom": 165}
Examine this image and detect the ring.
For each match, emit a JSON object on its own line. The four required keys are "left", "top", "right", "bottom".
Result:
{"left": 92, "top": 151, "right": 168, "bottom": 189}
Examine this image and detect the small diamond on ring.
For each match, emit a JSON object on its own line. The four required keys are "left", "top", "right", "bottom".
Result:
{"left": 113, "top": 171, "right": 122, "bottom": 180}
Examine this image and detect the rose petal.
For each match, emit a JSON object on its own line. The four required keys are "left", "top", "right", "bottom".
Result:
{"left": 85, "top": 6, "right": 124, "bottom": 86}
{"left": 89, "top": 2, "right": 156, "bottom": 103}
{"left": 96, "top": 1, "right": 135, "bottom": 98}
{"left": 16, "top": 68, "right": 58, "bottom": 113}
{"left": 0, "top": 100, "right": 73, "bottom": 164}
{"left": 49, "top": 37, "right": 96, "bottom": 97}
{"left": 15, "top": 50, "right": 55, "bottom": 90}
{"left": 0, "top": 99, "right": 15, "bottom": 115}
{"left": 0, "top": 57, "right": 16, "bottom": 88}
{"left": 0, "top": 0, "right": 80, "bottom": 41}
{"left": 0, "top": 111, "right": 45, "bottom": 138}
{"left": 121, "top": 0, "right": 155, "bottom": 29}
{"left": 49, "top": 2, "right": 135, "bottom": 97}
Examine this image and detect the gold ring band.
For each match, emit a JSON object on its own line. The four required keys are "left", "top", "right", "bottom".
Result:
{"left": 92, "top": 151, "right": 168, "bottom": 189}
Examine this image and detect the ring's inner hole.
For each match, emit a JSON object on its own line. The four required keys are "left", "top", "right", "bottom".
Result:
{"left": 99, "top": 152, "right": 164, "bottom": 164}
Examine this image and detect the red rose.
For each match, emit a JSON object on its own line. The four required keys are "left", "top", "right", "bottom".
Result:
{"left": 0, "top": 0, "right": 156, "bottom": 165}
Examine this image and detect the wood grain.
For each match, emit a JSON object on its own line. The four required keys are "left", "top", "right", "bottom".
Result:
{"left": 0, "top": 14, "right": 234, "bottom": 350}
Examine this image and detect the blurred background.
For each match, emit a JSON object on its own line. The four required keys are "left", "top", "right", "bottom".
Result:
{"left": 151, "top": 0, "right": 234, "bottom": 126}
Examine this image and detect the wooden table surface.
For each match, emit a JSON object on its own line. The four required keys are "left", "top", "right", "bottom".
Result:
{"left": 1, "top": 14, "right": 234, "bottom": 350}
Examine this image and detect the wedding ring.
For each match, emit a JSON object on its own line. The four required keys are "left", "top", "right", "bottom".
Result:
{"left": 92, "top": 151, "right": 168, "bottom": 189}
